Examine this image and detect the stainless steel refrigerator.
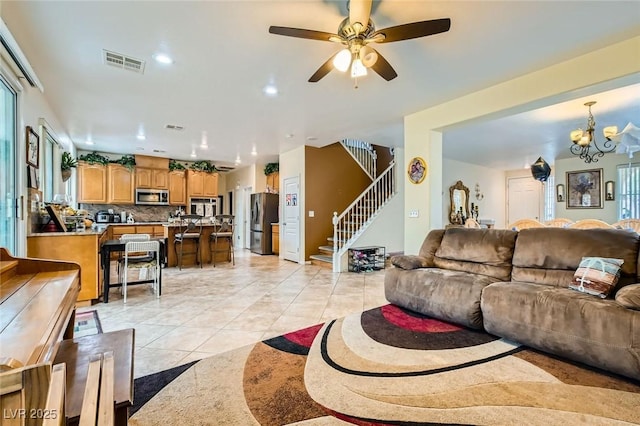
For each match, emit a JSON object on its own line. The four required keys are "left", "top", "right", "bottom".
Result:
{"left": 250, "top": 193, "right": 279, "bottom": 254}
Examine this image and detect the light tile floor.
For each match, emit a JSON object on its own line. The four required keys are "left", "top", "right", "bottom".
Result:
{"left": 79, "top": 250, "right": 387, "bottom": 378}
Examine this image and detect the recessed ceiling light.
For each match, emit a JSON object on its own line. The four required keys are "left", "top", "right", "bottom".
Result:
{"left": 137, "top": 134, "right": 146, "bottom": 140}
{"left": 263, "top": 84, "right": 278, "bottom": 97}
{"left": 200, "top": 144, "right": 208, "bottom": 150}
{"left": 153, "top": 53, "right": 173, "bottom": 64}
{"left": 190, "top": 151, "right": 197, "bottom": 158}
{"left": 251, "top": 148, "right": 257, "bottom": 156}
{"left": 235, "top": 155, "right": 241, "bottom": 164}
{"left": 85, "top": 140, "right": 94, "bottom": 145}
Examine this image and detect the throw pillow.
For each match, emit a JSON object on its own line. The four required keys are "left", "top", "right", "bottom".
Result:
{"left": 391, "top": 255, "right": 429, "bottom": 270}
{"left": 615, "top": 284, "right": 640, "bottom": 310}
{"left": 569, "top": 257, "right": 624, "bottom": 298}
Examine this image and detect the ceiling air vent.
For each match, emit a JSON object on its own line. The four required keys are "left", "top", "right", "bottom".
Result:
{"left": 103, "top": 49, "right": 145, "bottom": 74}
{"left": 165, "top": 124, "right": 184, "bottom": 131}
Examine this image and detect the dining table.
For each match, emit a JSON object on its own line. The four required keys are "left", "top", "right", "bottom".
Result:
{"left": 100, "top": 238, "right": 166, "bottom": 303}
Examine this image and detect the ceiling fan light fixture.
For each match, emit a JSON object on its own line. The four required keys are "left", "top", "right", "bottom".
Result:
{"left": 359, "top": 45, "right": 378, "bottom": 67}
{"left": 351, "top": 58, "right": 367, "bottom": 78}
{"left": 333, "top": 49, "right": 352, "bottom": 72}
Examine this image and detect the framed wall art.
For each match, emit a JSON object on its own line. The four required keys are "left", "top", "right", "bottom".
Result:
{"left": 566, "top": 168, "right": 603, "bottom": 209}
{"left": 26, "top": 126, "right": 39, "bottom": 168}
{"left": 407, "top": 157, "right": 427, "bottom": 184}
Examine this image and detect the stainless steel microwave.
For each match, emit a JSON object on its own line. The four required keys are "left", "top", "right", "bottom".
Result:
{"left": 135, "top": 188, "right": 169, "bottom": 205}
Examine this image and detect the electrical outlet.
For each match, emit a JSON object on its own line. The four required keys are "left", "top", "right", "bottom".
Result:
{"left": 409, "top": 210, "right": 419, "bottom": 218}
{"left": 308, "top": 210, "right": 315, "bottom": 217}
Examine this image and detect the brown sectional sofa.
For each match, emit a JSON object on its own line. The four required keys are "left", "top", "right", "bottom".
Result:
{"left": 385, "top": 227, "right": 640, "bottom": 380}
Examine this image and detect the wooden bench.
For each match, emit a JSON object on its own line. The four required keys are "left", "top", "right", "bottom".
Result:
{"left": 0, "top": 247, "right": 80, "bottom": 370}
{"left": 54, "top": 329, "right": 134, "bottom": 426}
{"left": 0, "top": 361, "right": 67, "bottom": 426}
{"left": 78, "top": 352, "right": 115, "bottom": 426}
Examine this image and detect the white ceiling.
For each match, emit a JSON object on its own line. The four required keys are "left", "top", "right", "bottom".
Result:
{"left": 2, "top": 1, "right": 639, "bottom": 171}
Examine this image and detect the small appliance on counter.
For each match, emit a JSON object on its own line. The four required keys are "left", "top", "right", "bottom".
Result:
{"left": 95, "top": 210, "right": 114, "bottom": 223}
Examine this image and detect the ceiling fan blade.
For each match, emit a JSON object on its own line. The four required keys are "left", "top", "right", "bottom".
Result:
{"left": 371, "top": 18, "right": 451, "bottom": 43}
{"left": 369, "top": 49, "right": 397, "bottom": 81}
{"left": 269, "top": 26, "right": 339, "bottom": 42}
{"left": 309, "top": 53, "right": 338, "bottom": 82}
{"left": 349, "top": 0, "right": 372, "bottom": 34}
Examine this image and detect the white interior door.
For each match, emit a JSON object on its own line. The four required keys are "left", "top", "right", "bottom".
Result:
{"left": 507, "top": 176, "right": 542, "bottom": 224}
{"left": 235, "top": 188, "right": 244, "bottom": 248}
{"left": 282, "top": 176, "right": 300, "bottom": 263}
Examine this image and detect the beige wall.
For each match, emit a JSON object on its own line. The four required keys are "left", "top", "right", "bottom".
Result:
{"left": 404, "top": 36, "right": 640, "bottom": 254}
{"left": 554, "top": 152, "right": 629, "bottom": 223}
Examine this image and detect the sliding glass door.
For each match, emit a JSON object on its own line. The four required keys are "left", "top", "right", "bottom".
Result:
{"left": 0, "top": 75, "right": 17, "bottom": 253}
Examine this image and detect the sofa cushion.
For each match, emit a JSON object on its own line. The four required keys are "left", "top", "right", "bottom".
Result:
{"left": 385, "top": 266, "right": 498, "bottom": 329}
{"left": 433, "top": 228, "right": 517, "bottom": 281}
{"left": 569, "top": 257, "right": 623, "bottom": 298}
{"left": 616, "top": 284, "right": 640, "bottom": 310}
{"left": 391, "top": 255, "right": 430, "bottom": 270}
{"left": 511, "top": 228, "right": 640, "bottom": 289}
{"left": 417, "top": 229, "right": 445, "bottom": 265}
{"left": 481, "top": 281, "right": 640, "bottom": 380}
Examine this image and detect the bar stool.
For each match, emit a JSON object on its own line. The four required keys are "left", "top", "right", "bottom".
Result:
{"left": 209, "top": 214, "right": 235, "bottom": 266}
{"left": 174, "top": 214, "right": 203, "bottom": 270}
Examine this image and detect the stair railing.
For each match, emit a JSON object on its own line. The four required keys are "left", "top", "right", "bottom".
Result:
{"left": 332, "top": 161, "right": 395, "bottom": 271}
{"left": 341, "top": 139, "right": 377, "bottom": 180}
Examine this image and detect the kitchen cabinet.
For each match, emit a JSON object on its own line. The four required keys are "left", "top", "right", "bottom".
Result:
{"left": 110, "top": 224, "right": 165, "bottom": 239}
{"left": 169, "top": 170, "right": 187, "bottom": 205}
{"left": 77, "top": 162, "right": 107, "bottom": 203}
{"left": 266, "top": 172, "right": 279, "bottom": 193}
{"left": 27, "top": 230, "right": 108, "bottom": 302}
{"left": 136, "top": 167, "right": 169, "bottom": 190}
{"left": 107, "top": 164, "right": 135, "bottom": 204}
{"left": 187, "top": 170, "right": 218, "bottom": 199}
{"left": 272, "top": 224, "right": 279, "bottom": 255}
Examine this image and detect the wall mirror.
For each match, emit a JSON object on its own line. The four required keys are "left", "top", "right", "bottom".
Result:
{"left": 449, "top": 180, "right": 470, "bottom": 224}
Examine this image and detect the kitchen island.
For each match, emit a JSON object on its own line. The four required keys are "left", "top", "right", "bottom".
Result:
{"left": 27, "top": 228, "right": 108, "bottom": 303}
{"left": 164, "top": 223, "right": 232, "bottom": 267}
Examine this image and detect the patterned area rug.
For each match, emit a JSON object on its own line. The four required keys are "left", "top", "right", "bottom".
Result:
{"left": 73, "top": 310, "right": 102, "bottom": 337}
{"left": 129, "top": 305, "right": 640, "bottom": 425}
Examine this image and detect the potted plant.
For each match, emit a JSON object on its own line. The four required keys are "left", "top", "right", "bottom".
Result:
{"left": 60, "top": 152, "right": 77, "bottom": 182}
{"left": 113, "top": 155, "right": 136, "bottom": 170}
{"left": 189, "top": 160, "right": 217, "bottom": 173}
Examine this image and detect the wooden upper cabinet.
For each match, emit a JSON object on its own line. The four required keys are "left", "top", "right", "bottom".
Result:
{"left": 187, "top": 170, "right": 204, "bottom": 197}
{"left": 107, "top": 164, "right": 134, "bottom": 204}
{"left": 77, "top": 162, "right": 107, "bottom": 203}
{"left": 169, "top": 171, "right": 186, "bottom": 205}
{"left": 266, "top": 172, "right": 279, "bottom": 193}
{"left": 203, "top": 172, "right": 218, "bottom": 197}
{"left": 187, "top": 170, "right": 219, "bottom": 199}
{"left": 136, "top": 168, "right": 169, "bottom": 190}
{"left": 153, "top": 169, "right": 169, "bottom": 189}
{"left": 136, "top": 168, "right": 152, "bottom": 188}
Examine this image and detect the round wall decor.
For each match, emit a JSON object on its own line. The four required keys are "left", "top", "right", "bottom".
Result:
{"left": 407, "top": 157, "right": 427, "bottom": 184}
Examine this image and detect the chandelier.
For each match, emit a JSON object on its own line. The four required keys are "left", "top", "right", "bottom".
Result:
{"left": 569, "top": 101, "right": 617, "bottom": 164}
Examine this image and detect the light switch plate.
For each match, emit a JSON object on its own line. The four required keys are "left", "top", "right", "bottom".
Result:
{"left": 409, "top": 210, "right": 419, "bottom": 218}
{"left": 308, "top": 210, "right": 315, "bottom": 217}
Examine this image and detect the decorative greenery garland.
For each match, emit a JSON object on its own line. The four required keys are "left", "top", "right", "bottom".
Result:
{"left": 78, "top": 151, "right": 110, "bottom": 165}
{"left": 264, "top": 162, "right": 279, "bottom": 175}
{"left": 189, "top": 160, "right": 217, "bottom": 173}
{"left": 169, "top": 159, "right": 187, "bottom": 172}
{"left": 113, "top": 155, "right": 136, "bottom": 170}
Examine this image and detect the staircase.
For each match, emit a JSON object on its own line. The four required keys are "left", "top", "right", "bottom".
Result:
{"left": 310, "top": 160, "right": 396, "bottom": 271}
{"left": 341, "top": 138, "right": 377, "bottom": 180}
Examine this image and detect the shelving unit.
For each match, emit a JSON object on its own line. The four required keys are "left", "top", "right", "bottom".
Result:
{"left": 348, "top": 246, "right": 385, "bottom": 273}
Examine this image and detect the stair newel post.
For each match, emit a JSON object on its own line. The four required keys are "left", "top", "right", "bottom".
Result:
{"left": 332, "top": 212, "right": 339, "bottom": 255}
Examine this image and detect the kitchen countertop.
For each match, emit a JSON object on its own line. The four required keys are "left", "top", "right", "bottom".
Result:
{"left": 29, "top": 228, "right": 107, "bottom": 237}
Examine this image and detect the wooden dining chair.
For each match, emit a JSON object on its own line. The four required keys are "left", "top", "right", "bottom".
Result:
{"left": 568, "top": 219, "right": 615, "bottom": 229}
{"left": 508, "top": 218, "right": 546, "bottom": 231}
{"left": 612, "top": 218, "right": 640, "bottom": 233}
{"left": 544, "top": 218, "right": 574, "bottom": 228}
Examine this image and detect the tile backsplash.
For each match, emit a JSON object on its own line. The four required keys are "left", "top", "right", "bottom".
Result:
{"left": 80, "top": 204, "right": 184, "bottom": 222}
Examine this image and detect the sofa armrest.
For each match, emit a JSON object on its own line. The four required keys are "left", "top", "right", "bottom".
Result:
{"left": 391, "top": 255, "right": 431, "bottom": 270}
{"left": 615, "top": 284, "right": 640, "bottom": 310}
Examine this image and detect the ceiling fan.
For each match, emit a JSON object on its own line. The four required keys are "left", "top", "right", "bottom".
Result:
{"left": 268, "top": 0, "right": 451, "bottom": 83}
